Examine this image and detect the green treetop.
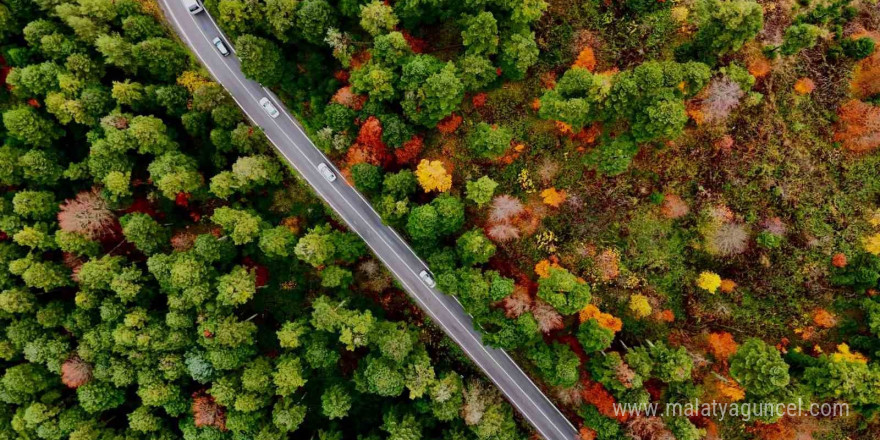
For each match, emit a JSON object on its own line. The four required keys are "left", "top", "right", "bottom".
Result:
{"left": 536, "top": 267, "right": 591, "bottom": 315}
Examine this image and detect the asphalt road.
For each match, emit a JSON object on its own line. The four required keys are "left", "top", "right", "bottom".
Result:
{"left": 158, "top": 2, "right": 580, "bottom": 438}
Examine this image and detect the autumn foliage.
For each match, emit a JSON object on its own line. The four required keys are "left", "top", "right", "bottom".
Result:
{"left": 581, "top": 379, "right": 627, "bottom": 422}
{"left": 832, "top": 253, "right": 847, "bottom": 268}
{"left": 660, "top": 194, "right": 689, "bottom": 219}
{"left": 745, "top": 45, "right": 772, "bottom": 78}
{"left": 579, "top": 304, "right": 623, "bottom": 333}
{"left": 535, "top": 258, "right": 562, "bottom": 278}
{"left": 812, "top": 308, "right": 837, "bottom": 328}
{"left": 833, "top": 99, "right": 880, "bottom": 153}
{"left": 472, "top": 93, "right": 488, "bottom": 108}
{"left": 437, "top": 113, "right": 463, "bottom": 134}
{"left": 346, "top": 116, "right": 392, "bottom": 167}
{"left": 61, "top": 356, "right": 92, "bottom": 388}
{"left": 401, "top": 30, "right": 428, "bottom": 53}
{"left": 58, "top": 188, "right": 118, "bottom": 241}
{"left": 793, "top": 78, "right": 815, "bottom": 95}
{"left": 573, "top": 47, "right": 597, "bottom": 72}
{"left": 706, "top": 332, "right": 738, "bottom": 361}
{"left": 540, "top": 188, "right": 567, "bottom": 208}
{"left": 705, "top": 374, "right": 746, "bottom": 402}
{"left": 579, "top": 427, "right": 597, "bottom": 440}
{"left": 192, "top": 391, "right": 227, "bottom": 431}
{"left": 331, "top": 85, "right": 367, "bottom": 110}
{"left": 851, "top": 32, "right": 880, "bottom": 99}
{"left": 394, "top": 135, "right": 424, "bottom": 165}
{"left": 415, "top": 159, "right": 452, "bottom": 192}
{"left": 176, "top": 70, "right": 212, "bottom": 93}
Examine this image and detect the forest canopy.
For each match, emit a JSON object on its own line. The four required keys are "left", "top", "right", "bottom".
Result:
{"left": 3, "top": 0, "right": 880, "bottom": 438}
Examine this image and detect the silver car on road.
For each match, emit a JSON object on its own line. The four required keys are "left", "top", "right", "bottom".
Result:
{"left": 259, "top": 97, "right": 280, "bottom": 118}
{"left": 317, "top": 163, "right": 336, "bottom": 182}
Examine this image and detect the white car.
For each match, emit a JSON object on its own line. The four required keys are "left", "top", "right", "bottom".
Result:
{"left": 317, "top": 163, "right": 336, "bottom": 182}
{"left": 212, "top": 37, "right": 230, "bottom": 56}
{"left": 419, "top": 270, "right": 436, "bottom": 288}
{"left": 259, "top": 97, "right": 279, "bottom": 118}
{"left": 183, "top": 0, "right": 203, "bottom": 14}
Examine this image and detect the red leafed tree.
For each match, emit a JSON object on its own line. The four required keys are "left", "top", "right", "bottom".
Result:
{"left": 124, "top": 197, "right": 162, "bottom": 219}
{"left": 395, "top": 135, "right": 424, "bottom": 165}
{"left": 61, "top": 356, "right": 92, "bottom": 388}
{"left": 834, "top": 99, "right": 880, "bottom": 153}
{"left": 175, "top": 192, "right": 191, "bottom": 207}
{"left": 346, "top": 116, "right": 392, "bottom": 167}
{"left": 192, "top": 391, "right": 227, "bottom": 431}
{"left": 334, "top": 70, "right": 350, "bottom": 84}
{"left": 357, "top": 116, "right": 384, "bottom": 149}
{"left": 58, "top": 188, "right": 118, "bottom": 241}
{"left": 401, "top": 30, "right": 427, "bottom": 53}
{"left": 242, "top": 257, "right": 269, "bottom": 288}
{"left": 436, "top": 114, "right": 462, "bottom": 134}
{"left": 472, "top": 93, "right": 488, "bottom": 108}
{"left": 0, "top": 55, "right": 9, "bottom": 86}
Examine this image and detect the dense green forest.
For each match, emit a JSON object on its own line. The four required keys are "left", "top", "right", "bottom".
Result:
{"left": 3, "top": 0, "right": 880, "bottom": 438}
{"left": 0, "top": 0, "right": 534, "bottom": 439}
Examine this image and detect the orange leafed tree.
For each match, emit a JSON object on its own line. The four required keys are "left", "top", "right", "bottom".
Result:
{"left": 745, "top": 45, "right": 772, "bottom": 78}
{"left": 573, "top": 47, "right": 597, "bottom": 72}
{"left": 579, "top": 304, "right": 623, "bottom": 332}
{"left": 540, "top": 188, "right": 567, "bottom": 207}
{"left": 707, "top": 332, "right": 738, "bottom": 361}
{"left": 656, "top": 309, "right": 675, "bottom": 322}
{"left": 813, "top": 308, "right": 837, "bottom": 328}
{"left": 793, "top": 78, "right": 815, "bottom": 95}
{"left": 705, "top": 374, "right": 745, "bottom": 402}
{"left": 581, "top": 379, "right": 627, "bottom": 422}
{"left": 193, "top": 391, "right": 227, "bottom": 431}
{"left": 833, "top": 99, "right": 880, "bottom": 153}
{"left": 579, "top": 427, "right": 597, "bottom": 440}
{"left": 832, "top": 253, "right": 847, "bottom": 268}
{"left": 535, "top": 258, "right": 562, "bottom": 278}
{"left": 851, "top": 32, "right": 880, "bottom": 99}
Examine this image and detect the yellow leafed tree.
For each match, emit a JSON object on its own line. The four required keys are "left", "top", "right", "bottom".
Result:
{"left": 864, "top": 233, "right": 880, "bottom": 255}
{"left": 177, "top": 71, "right": 212, "bottom": 94}
{"left": 696, "top": 271, "right": 722, "bottom": 293}
{"left": 416, "top": 159, "right": 452, "bottom": 193}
